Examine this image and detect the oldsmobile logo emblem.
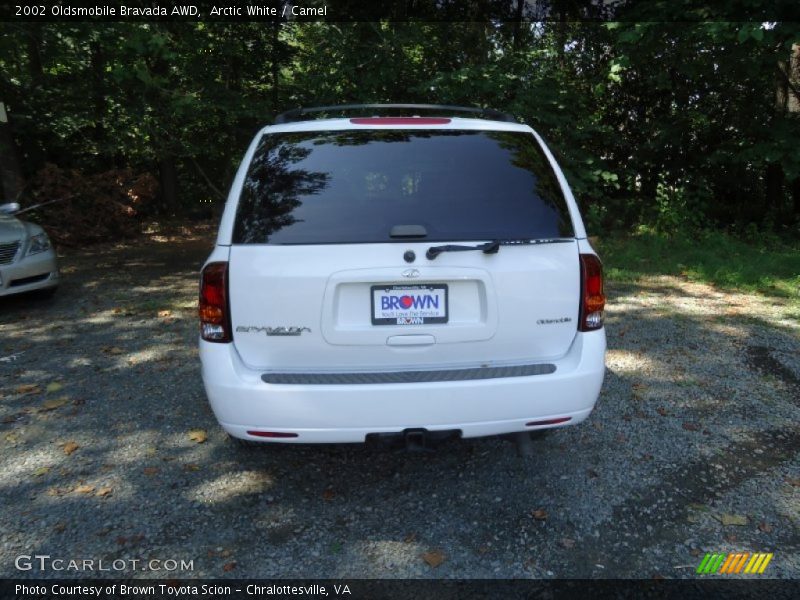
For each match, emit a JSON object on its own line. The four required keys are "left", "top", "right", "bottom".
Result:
{"left": 401, "top": 268, "right": 420, "bottom": 278}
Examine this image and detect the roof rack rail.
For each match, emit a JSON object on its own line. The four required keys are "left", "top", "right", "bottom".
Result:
{"left": 274, "top": 104, "right": 518, "bottom": 125}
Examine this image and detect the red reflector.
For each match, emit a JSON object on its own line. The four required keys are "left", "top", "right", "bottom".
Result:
{"left": 349, "top": 117, "right": 451, "bottom": 125}
{"left": 525, "top": 417, "right": 572, "bottom": 427}
{"left": 246, "top": 431, "right": 299, "bottom": 438}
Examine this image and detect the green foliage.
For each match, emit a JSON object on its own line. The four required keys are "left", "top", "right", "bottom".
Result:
{"left": 0, "top": 12, "right": 799, "bottom": 233}
{"left": 598, "top": 229, "right": 800, "bottom": 305}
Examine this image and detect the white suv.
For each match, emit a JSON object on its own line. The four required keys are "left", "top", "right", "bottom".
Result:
{"left": 199, "top": 104, "right": 606, "bottom": 445}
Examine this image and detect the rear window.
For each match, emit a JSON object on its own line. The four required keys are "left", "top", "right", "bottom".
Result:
{"left": 233, "top": 129, "right": 574, "bottom": 244}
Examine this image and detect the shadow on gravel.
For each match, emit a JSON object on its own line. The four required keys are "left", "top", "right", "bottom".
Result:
{"left": 1, "top": 244, "right": 798, "bottom": 579}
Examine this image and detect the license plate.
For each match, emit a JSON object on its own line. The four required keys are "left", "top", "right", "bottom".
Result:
{"left": 371, "top": 284, "right": 448, "bottom": 326}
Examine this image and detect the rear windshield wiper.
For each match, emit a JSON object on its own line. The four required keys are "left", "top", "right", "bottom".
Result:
{"left": 426, "top": 240, "right": 500, "bottom": 260}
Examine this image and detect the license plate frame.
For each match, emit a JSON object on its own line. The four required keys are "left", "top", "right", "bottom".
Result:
{"left": 370, "top": 284, "right": 449, "bottom": 326}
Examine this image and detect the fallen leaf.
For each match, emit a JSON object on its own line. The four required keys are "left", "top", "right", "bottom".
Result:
{"left": 531, "top": 509, "right": 548, "bottom": 521}
{"left": 54, "top": 522, "right": 67, "bottom": 533}
{"left": 143, "top": 467, "right": 159, "bottom": 476}
{"left": 188, "top": 429, "right": 207, "bottom": 444}
{"left": 16, "top": 384, "right": 41, "bottom": 395}
{"left": 786, "top": 477, "right": 800, "bottom": 487}
{"left": 34, "top": 466, "right": 50, "bottom": 477}
{"left": 63, "top": 441, "right": 79, "bottom": 455}
{"left": 222, "top": 561, "right": 237, "bottom": 572}
{"left": 656, "top": 407, "right": 668, "bottom": 417}
{"left": 102, "top": 346, "right": 125, "bottom": 355}
{"left": 96, "top": 487, "right": 113, "bottom": 497}
{"left": 40, "top": 397, "right": 70, "bottom": 411}
{"left": 75, "top": 484, "right": 95, "bottom": 494}
{"left": 682, "top": 422, "right": 700, "bottom": 432}
{"left": 403, "top": 533, "right": 417, "bottom": 544}
{"left": 158, "top": 310, "right": 173, "bottom": 318}
{"left": 689, "top": 548, "right": 702, "bottom": 557}
{"left": 560, "top": 538, "right": 576, "bottom": 549}
{"left": 725, "top": 533, "right": 738, "bottom": 543}
{"left": 421, "top": 550, "right": 445, "bottom": 568}
{"left": 46, "top": 382, "right": 64, "bottom": 394}
{"left": 715, "top": 513, "right": 748, "bottom": 526}
{"left": 322, "top": 488, "right": 336, "bottom": 501}
{"left": 183, "top": 464, "right": 201, "bottom": 472}
{"left": 5, "top": 433, "right": 19, "bottom": 443}
{"left": 758, "top": 521, "right": 773, "bottom": 533}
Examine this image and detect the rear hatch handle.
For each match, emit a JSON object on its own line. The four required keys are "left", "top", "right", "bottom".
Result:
{"left": 426, "top": 240, "right": 500, "bottom": 260}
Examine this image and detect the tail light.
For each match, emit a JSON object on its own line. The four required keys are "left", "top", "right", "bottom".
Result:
{"left": 199, "top": 262, "right": 231, "bottom": 342}
{"left": 579, "top": 254, "right": 605, "bottom": 331}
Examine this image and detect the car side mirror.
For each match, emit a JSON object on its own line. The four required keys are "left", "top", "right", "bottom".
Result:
{"left": 0, "top": 202, "right": 20, "bottom": 215}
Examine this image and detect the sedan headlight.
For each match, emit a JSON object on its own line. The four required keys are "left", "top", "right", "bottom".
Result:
{"left": 27, "top": 232, "right": 52, "bottom": 256}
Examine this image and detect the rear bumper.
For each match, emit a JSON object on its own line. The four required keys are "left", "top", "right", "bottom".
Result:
{"left": 200, "top": 330, "right": 606, "bottom": 443}
{"left": 0, "top": 249, "right": 59, "bottom": 297}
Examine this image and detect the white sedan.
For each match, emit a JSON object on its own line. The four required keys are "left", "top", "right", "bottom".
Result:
{"left": 0, "top": 202, "right": 59, "bottom": 298}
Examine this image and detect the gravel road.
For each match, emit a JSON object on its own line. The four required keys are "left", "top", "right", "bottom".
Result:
{"left": 1, "top": 229, "right": 798, "bottom": 579}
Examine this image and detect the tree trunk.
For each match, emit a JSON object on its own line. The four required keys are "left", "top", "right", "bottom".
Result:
{"left": 26, "top": 24, "right": 44, "bottom": 87}
{"left": 787, "top": 43, "right": 800, "bottom": 112}
{"left": 90, "top": 41, "right": 106, "bottom": 161}
{"left": 764, "top": 162, "right": 784, "bottom": 215}
{"left": 271, "top": 22, "right": 280, "bottom": 110}
{"left": 512, "top": 0, "right": 525, "bottom": 50}
{"left": 0, "top": 102, "right": 24, "bottom": 202}
{"left": 159, "top": 156, "right": 178, "bottom": 215}
{"left": 792, "top": 176, "right": 800, "bottom": 220}
{"left": 556, "top": 8, "right": 567, "bottom": 70}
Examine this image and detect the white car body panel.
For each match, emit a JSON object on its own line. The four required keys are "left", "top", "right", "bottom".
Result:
{"left": 201, "top": 330, "right": 605, "bottom": 443}
{"left": 201, "top": 114, "right": 606, "bottom": 443}
{"left": 228, "top": 241, "right": 580, "bottom": 371}
{"left": 0, "top": 214, "right": 59, "bottom": 297}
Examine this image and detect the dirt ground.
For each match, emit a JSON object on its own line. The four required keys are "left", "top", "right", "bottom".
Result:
{"left": 1, "top": 228, "right": 798, "bottom": 579}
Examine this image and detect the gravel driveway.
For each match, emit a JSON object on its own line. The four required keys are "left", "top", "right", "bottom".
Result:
{"left": 1, "top": 229, "right": 798, "bottom": 579}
